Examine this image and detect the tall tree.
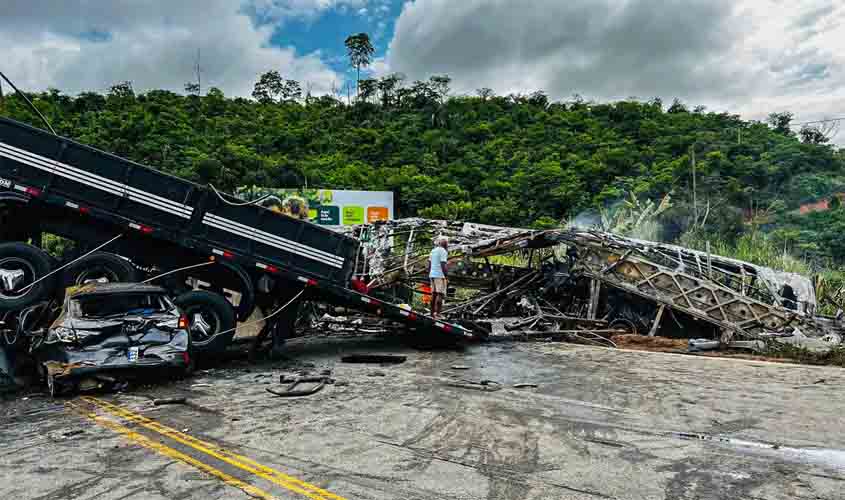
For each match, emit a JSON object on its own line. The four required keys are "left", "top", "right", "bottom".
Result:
{"left": 667, "top": 98, "right": 688, "bottom": 114}
{"left": 799, "top": 121, "right": 839, "bottom": 144}
{"left": 252, "top": 70, "right": 284, "bottom": 104}
{"left": 476, "top": 87, "right": 495, "bottom": 100}
{"left": 429, "top": 75, "right": 451, "bottom": 105}
{"left": 280, "top": 79, "right": 302, "bottom": 102}
{"left": 800, "top": 126, "right": 830, "bottom": 145}
{"left": 377, "top": 73, "right": 403, "bottom": 107}
{"left": 767, "top": 112, "right": 794, "bottom": 135}
{"left": 344, "top": 33, "right": 374, "bottom": 97}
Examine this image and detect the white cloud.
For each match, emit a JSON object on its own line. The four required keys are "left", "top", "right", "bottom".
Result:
{"left": 246, "top": 0, "right": 369, "bottom": 23}
{"left": 386, "top": 0, "right": 845, "bottom": 141}
{"left": 8, "top": 0, "right": 845, "bottom": 145}
{"left": 368, "top": 57, "right": 391, "bottom": 78}
{"left": 0, "top": 0, "right": 346, "bottom": 96}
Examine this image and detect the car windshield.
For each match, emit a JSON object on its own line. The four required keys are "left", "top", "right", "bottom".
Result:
{"left": 70, "top": 293, "right": 174, "bottom": 318}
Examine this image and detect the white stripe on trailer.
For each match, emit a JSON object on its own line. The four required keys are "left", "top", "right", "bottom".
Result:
{"left": 361, "top": 297, "right": 372, "bottom": 304}
{"left": 211, "top": 249, "right": 225, "bottom": 256}
{"left": 129, "top": 223, "right": 142, "bottom": 230}
{"left": 203, "top": 215, "right": 335, "bottom": 264}
{"left": 0, "top": 144, "right": 191, "bottom": 218}
{"left": 296, "top": 276, "right": 310, "bottom": 283}
{"left": 2, "top": 146, "right": 125, "bottom": 197}
{"left": 0, "top": 142, "right": 194, "bottom": 218}
{"left": 13, "top": 184, "right": 27, "bottom": 193}
{"left": 204, "top": 213, "right": 345, "bottom": 264}
{"left": 65, "top": 201, "right": 79, "bottom": 209}
{"left": 0, "top": 142, "right": 194, "bottom": 216}
{"left": 0, "top": 144, "right": 159, "bottom": 208}
{"left": 203, "top": 217, "right": 342, "bottom": 269}
{"left": 256, "top": 262, "right": 269, "bottom": 270}
{"left": 202, "top": 214, "right": 344, "bottom": 269}
{"left": 203, "top": 213, "right": 344, "bottom": 266}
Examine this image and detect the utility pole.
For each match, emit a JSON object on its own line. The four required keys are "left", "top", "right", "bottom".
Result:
{"left": 691, "top": 145, "right": 698, "bottom": 225}
{"left": 0, "top": 77, "right": 4, "bottom": 105}
{"left": 194, "top": 49, "right": 202, "bottom": 95}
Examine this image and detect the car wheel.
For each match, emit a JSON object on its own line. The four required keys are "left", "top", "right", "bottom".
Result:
{"left": 173, "top": 291, "right": 236, "bottom": 356}
{"left": 0, "top": 242, "right": 57, "bottom": 312}
{"left": 63, "top": 252, "right": 141, "bottom": 287}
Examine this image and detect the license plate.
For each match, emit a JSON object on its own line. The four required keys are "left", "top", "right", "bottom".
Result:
{"left": 128, "top": 347, "right": 140, "bottom": 362}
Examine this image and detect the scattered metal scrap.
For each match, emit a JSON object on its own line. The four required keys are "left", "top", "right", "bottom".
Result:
{"left": 345, "top": 218, "right": 845, "bottom": 353}
{"left": 266, "top": 376, "right": 329, "bottom": 397}
{"left": 444, "top": 379, "right": 502, "bottom": 392}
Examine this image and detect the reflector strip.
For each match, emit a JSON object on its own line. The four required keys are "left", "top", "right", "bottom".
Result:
{"left": 0, "top": 141, "right": 194, "bottom": 219}
{"left": 202, "top": 213, "right": 344, "bottom": 269}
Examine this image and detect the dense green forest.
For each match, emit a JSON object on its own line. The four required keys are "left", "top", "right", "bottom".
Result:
{"left": 2, "top": 72, "right": 845, "bottom": 268}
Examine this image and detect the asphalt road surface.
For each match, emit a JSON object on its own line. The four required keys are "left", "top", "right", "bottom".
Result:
{"left": 1, "top": 336, "right": 844, "bottom": 500}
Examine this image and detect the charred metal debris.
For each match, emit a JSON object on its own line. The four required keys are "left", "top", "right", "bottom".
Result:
{"left": 341, "top": 218, "right": 844, "bottom": 353}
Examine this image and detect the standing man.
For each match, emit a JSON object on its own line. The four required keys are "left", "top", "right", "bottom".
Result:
{"left": 429, "top": 237, "right": 449, "bottom": 318}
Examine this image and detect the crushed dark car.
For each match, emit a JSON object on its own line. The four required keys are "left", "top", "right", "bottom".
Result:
{"left": 31, "top": 283, "right": 192, "bottom": 396}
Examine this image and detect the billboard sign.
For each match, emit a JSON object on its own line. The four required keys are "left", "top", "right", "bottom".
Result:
{"left": 237, "top": 187, "right": 394, "bottom": 226}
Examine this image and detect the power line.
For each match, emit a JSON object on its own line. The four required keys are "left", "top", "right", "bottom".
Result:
{"left": 791, "top": 116, "right": 845, "bottom": 127}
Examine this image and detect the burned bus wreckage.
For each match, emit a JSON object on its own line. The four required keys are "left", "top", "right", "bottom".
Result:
{"left": 342, "top": 218, "right": 844, "bottom": 353}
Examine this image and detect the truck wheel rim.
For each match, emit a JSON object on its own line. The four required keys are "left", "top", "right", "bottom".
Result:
{"left": 75, "top": 266, "right": 121, "bottom": 286}
{"left": 0, "top": 257, "right": 37, "bottom": 300}
{"left": 186, "top": 307, "right": 222, "bottom": 345}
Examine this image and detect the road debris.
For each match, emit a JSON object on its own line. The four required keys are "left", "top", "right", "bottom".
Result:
{"left": 266, "top": 376, "right": 328, "bottom": 397}
{"left": 444, "top": 379, "right": 502, "bottom": 392}
{"left": 153, "top": 397, "right": 187, "bottom": 406}
{"left": 340, "top": 354, "right": 407, "bottom": 364}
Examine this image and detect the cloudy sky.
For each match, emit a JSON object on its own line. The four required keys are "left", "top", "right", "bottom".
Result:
{"left": 2, "top": 0, "right": 844, "bottom": 137}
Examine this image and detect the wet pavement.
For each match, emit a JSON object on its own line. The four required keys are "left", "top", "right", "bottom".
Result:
{"left": 1, "top": 336, "right": 844, "bottom": 499}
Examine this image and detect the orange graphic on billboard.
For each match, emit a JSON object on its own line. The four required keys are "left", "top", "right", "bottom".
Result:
{"left": 367, "top": 206, "right": 389, "bottom": 222}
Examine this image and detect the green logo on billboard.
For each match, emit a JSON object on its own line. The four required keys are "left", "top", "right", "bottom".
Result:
{"left": 343, "top": 206, "right": 364, "bottom": 225}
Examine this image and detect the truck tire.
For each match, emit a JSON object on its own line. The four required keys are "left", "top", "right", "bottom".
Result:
{"left": 174, "top": 290, "right": 236, "bottom": 355}
{"left": 63, "top": 252, "right": 141, "bottom": 287}
{"left": 0, "top": 242, "right": 57, "bottom": 312}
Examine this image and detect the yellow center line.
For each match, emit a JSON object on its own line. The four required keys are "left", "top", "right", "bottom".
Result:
{"left": 81, "top": 396, "right": 348, "bottom": 500}
{"left": 66, "top": 401, "right": 276, "bottom": 500}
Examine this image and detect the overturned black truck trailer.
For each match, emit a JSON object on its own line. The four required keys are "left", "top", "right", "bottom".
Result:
{"left": 0, "top": 116, "right": 473, "bottom": 370}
